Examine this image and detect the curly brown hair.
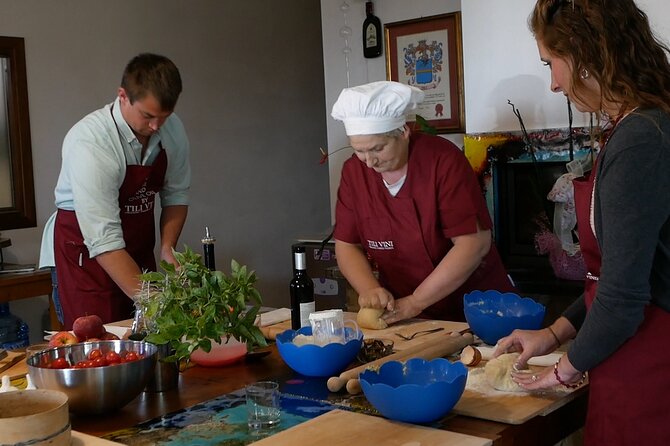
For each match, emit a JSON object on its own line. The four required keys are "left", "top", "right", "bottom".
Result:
{"left": 529, "top": 0, "right": 670, "bottom": 117}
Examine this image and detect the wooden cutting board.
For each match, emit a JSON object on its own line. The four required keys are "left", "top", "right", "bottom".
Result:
{"left": 452, "top": 363, "right": 588, "bottom": 424}
{"left": 72, "top": 431, "right": 125, "bottom": 445}
{"left": 260, "top": 312, "right": 468, "bottom": 352}
{"left": 248, "top": 409, "right": 492, "bottom": 446}
{"left": 0, "top": 350, "right": 27, "bottom": 379}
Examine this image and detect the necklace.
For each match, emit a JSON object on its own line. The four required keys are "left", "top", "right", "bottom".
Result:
{"left": 600, "top": 107, "right": 638, "bottom": 146}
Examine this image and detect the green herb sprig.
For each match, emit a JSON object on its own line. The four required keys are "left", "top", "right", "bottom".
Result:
{"left": 136, "top": 246, "right": 267, "bottom": 362}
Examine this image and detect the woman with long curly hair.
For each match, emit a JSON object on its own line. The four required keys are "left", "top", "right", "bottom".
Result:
{"left": 495, "top": 1, "right": 670, "bottom": 444}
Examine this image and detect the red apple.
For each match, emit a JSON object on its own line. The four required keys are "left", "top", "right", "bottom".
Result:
{"left": 72, "top": 314, "right": 105, "bottom": 340}
{"left": 48, "top": 331, "right": 79, "bottom": 348}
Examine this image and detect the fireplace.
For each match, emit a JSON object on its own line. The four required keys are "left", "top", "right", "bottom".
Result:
{"left": 483, "top": 144, "right": 588, "bottom": 296}
{"left": 463, "top": 126, "right": 594, "bottom": 319}
{"left": 493, "top": 159, "right": 567, "bottom": 263}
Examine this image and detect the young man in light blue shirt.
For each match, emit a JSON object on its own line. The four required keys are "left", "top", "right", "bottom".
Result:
{"left": 40, "top": 53, "right": 191, "bottom": 329}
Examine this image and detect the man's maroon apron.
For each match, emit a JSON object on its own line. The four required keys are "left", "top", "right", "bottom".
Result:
{"left": 573, "top": 159, "right": 670, "bottom": 444}
{"left": 54, "top": 148, "right": 167, "bottom": 329}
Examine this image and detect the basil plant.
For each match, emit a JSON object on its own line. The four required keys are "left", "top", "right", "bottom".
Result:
{"left": 135, "top": 246, "right": 267, "bottom": 363}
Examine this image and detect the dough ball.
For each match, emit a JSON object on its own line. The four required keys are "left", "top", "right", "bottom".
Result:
{"left": 357, "top": 308, "right": 388, "bottom": 330}
{"left": 484, "top": 353, "right": 524, "bottom": 392}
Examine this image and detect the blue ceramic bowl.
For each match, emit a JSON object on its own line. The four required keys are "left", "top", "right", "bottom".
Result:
{"left": 463, "top": 290, "right": 546, "bottom": 345}
{"left": 276, "top": 326, "right": 363, "bottom": 377}
{"left": 360, "top": 358, "right": 467, "bottom": 423}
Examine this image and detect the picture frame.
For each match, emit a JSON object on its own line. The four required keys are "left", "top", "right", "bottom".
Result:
{"left": 385, "top": 12, "right": 465, "bottom": 134}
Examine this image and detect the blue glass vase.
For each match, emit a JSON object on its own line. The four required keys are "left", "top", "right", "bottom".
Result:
{"left": 0, "top": 303, "right": 29, "bottom": 349}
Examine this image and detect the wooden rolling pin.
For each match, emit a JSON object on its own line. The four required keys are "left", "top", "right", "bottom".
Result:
{"left": 327, "top": 331, "right": 474, "bottom": 394}
{"left": 260, "top": 324, "right": 287, "bottom": 341}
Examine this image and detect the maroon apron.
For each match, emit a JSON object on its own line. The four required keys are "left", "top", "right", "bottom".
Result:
{"left": 573, "top": 159, "right": 670, "bottom": 444}
{"left": 364, "top": 195, "right": 515, "bottom": 322}
{"left": 54, "top": 148, "right": 167, "bottom": 329}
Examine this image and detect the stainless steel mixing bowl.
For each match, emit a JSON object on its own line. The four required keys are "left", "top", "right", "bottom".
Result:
{"left": 27, "top": 340, "right": 158, "bottom": 414}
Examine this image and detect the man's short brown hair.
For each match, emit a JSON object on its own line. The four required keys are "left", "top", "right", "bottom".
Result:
{"left": 121, "top": 53, "right": 182, "bottom": 111}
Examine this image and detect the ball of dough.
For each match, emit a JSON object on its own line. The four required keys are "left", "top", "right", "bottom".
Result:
{"left": 357, "top": 308, "right": 388, "bottom": 330}
{"left": 484, "top": 353, "right": 524, "bottom": 392}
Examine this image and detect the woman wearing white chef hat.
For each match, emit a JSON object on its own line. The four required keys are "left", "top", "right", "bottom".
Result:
{"left": 331, "top": 81, "right": 515, "bottom": 324}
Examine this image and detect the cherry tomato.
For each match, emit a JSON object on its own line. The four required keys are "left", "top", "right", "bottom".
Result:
{"left": 74, "top": 361, "right": 88, "bottom": 369}
{"left": 88, "top": 349, "right": 103, "bottom": 360}
{"left": 92, "top": 357, "right": 108, "bottom": 367}
{"left": 124, "top": 351, "right": 139, "bottom": 362}
{"left": 105, "top": 351, "right": 121, "bottom": 365}
{"left": 50, "top": 357, "right": 69, "bottom": 369}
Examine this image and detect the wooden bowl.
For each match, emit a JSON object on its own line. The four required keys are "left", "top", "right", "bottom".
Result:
{"left": 0, "top": 389, "right": 70, "bottom": 445}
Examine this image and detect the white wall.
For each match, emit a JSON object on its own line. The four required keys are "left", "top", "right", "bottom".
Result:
{"left": 461, "top": 0, "right": 580, "bottom": 132}
{"left": 640, "top": 0, "right": 670, "bottom": 35}
{"left": 462, "top": 0, "right": 670, "bottom": 133}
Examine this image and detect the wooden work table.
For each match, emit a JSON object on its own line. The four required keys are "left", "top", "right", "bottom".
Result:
{"left": 69, "top": 346, "right": 586, "bottom": 446}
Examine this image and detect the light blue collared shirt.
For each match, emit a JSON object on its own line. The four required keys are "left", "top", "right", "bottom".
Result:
{"left": 39, "top": 97, "right": 190, "bottom": 267}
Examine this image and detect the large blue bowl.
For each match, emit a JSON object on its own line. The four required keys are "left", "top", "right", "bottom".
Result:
{"left": 360, "top": 358, "right": 467, "bottom": 423}
{"left": 463, "top": 290, "right": 546, "bottom": 345}
{"left": 276, "top": 326, "right": 363, "bottom": 377}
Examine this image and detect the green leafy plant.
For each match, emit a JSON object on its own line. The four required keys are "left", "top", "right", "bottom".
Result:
{"left": 136, "top": 246, "right": 267, "bottom": 362}
{"left": 414, "top": 114, "right": 438, "bottom": 135}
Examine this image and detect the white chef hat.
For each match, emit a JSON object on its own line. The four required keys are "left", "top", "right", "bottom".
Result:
{"left": 331, "top": 81, "right": 425, "bottom": 136}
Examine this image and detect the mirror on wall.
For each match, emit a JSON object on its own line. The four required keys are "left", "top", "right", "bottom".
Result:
{"left": 0, "top": 36, "right": 35, "bottom": 231}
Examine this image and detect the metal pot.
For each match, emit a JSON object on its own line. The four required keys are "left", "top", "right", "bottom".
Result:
{"left": 145, "top": 343, "right": 179, "bottom": 392}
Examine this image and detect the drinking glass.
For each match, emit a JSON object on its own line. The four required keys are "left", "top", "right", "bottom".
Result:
{"left": 246, "top": 381, "right": 280, "bottom": 430}
{"left": 309, "top": 309, "right": 359, "bottom": 345}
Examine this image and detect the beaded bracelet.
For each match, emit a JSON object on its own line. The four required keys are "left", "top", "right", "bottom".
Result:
{"left": 553, "top": 360, "right": 587, "bottom": 389}
{"left": 547, "top": 326, "right": 561, "bottom": 348}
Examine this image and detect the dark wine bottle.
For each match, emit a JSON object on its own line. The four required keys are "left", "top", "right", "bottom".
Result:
{"left": 363, "top": 1, "right": 382, "bottom": 59}
{"left": 290, "top": 245, "right": 315, "bottom": 330}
